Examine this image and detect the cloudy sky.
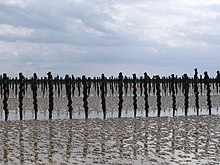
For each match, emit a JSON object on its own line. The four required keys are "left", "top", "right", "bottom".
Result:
{"left": 0, "top": 0, "right": 220, "bottom": 78}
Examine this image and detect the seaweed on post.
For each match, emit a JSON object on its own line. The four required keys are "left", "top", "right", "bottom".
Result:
{"left": 144, "top": 72, "right": 149, "bottom": 117}
{"left": 155, "top": 75, "right": 161, "bottom": 117}
{"left": 32, "top": 73, "right": 38, "bottom": 120}
{"left": 183, "top": 74, "right": 189, "bottom": 116}
{"left": 47, "top": 72, "right": 54, "bottom": 119}
{"left": 82, "top": 75, "right": 89, "bottom": 119}
{"left": 171, "top": 74, "right": 176, "bottom": 117}
{"left": 204, "top": 71, "right": 212, "bottom": 115}
{"left": 65, "top": 75, "right": 73, "bottom": 119}
{"left": 101, "top": 74, "right": 106, "bottom": 119}
{"left": 19, "top": 72, "right": 25, "bottom": 120}
{"left": 118, "top": 72, "right": 123, "bottom": 118}
{"left": 194, "top": 68, "right": 199, "bottom": 116}
{"left": 3, "top": 73, "right": 9, "bottom": 121}
{"left": 132, "top": 73, "right": 137, "bottom": 118}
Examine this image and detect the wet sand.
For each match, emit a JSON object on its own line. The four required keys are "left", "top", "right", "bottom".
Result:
{"left": 0, "top": 115, "right": 220, "bottom": 164}
{"left": 0, "top": 86, "right": 220, "bottom": 164}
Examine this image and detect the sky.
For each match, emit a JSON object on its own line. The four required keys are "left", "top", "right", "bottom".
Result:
{"left": 0, "top": 0, "right": 220, "bottom": 78}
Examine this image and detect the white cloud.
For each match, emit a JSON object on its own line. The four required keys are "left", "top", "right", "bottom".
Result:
{"left": 0, "top": 0, "right": 30, "bottom": 7}
{"left": 0, "top": 24, "right": 32, "bottom": 37}
{"left": 0, "top": 0, "right": 220, "bottom": 77}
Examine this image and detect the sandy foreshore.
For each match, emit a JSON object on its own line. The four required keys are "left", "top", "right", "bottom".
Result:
{"left": 0, "top": 87, "right": 220, "bottom": 164}
{"left": 0, "top": 115, "right": 220, "bottom": 164}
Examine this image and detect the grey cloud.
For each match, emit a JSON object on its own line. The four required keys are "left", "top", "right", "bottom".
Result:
{"left": 0, "top": 0, "right": 220, "bottom": 77}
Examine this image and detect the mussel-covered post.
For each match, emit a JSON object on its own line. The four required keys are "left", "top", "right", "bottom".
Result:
{"left": 155, "top": 75, "right": 161, "bottom": 117}
{"left": 32, "top": 73, "right": 38, "bottom": 120}
{"left": 216, "top": 71, "right": 220, "bottom": 94}
{"left": 118, "top": 72, "right": 123, "bottom": 118}
{"left": 19, "top": 72, "right": 25, "bottom": 120}
{"left": 101, "top": 74, "right": 106, "bottom": 119}
{"left": 204, "top": 71, "right": 212, "bottom": 115}
{"left": 65, "top": 75, "right": 73, "bottom": 119}
{"left": 47, "top": 72, "right": 54, "bottom": 119}
{"left": 171, "top": 74, "right": 176, "bottom": 117}
{"left": 82, "top": 75, "right": 89, "bottom": 119}
{"left": 194, "top": 68, "right": 199, "bottom": 116}
{"left": 183, "top": 74, "right": 189, "bottom": 116}
{"left": 132, "top": 73, "right": 137, "bottom": 117}
{"left": 144, "top": 72, "right": 149, "bottom": 117}
{"left": 3, "top": 73, "right": 9, "bottom": 121}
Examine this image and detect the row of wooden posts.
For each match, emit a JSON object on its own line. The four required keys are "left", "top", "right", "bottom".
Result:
{"left": 1, "top": 69, "right": 219, "bottom": 121}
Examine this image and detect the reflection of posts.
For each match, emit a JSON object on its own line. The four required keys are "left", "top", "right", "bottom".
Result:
{"left": 118, "top": 72, "right": 123, "bottom": 118}
{"left": 194, "top": 69, "right": 199, "bottom": 116}
{"left": 171, "top": 118, "right": 175, "bottom": 154}
{"left": 33, "top": 121, "right": 38, "bottom": 163}
{"left": 47, "top": 72, "right": 54, "bottom": 119}
{"left": 194, "top": 117, "right": 199, "bottom": 159}
{"left": 19, "top": 122, "right": 24, "bottom": 164}
{"left": 184, "top": 117, "right": 189, "bottom": 153}
{"left": 82, "top": 75, "right": 89, "bottom": 119}
{"left": 83, "top": 121, "right": 89, "bottom": 158}
{"left": 66, "top": 121, "right": 73, "bottom": 161}
{"left": 205, "top": 117, "right": 210, "bottom": 155}
{"left": 2, "top": 122, "right": 8, "bottom": 163}
{"left": 144, "top": 119, "right": 148, "bottom": 157}
{"left": 19, "top": 72, "right": 25, "bottom": 120}
{"left": 156, "top": 120, "right": 161, "bottom": 153}
{"left": 3, "top": 73, "right": 9, "bottom": 121}
{"left": 204, "top": 71, "right": 212, "bottom": 115}
{"left": 101, "top": 74, "right": 106, "bottom": 119}
{"left": 132, "top": 119, "right": 137, "bottom": 159}
{"left": 48, "top": 121, "right": 54, "bottom": 163}
{"left": 133, "top": 74, "right": 137, "bottom": 118}
{"left": 101, "top": 122, "right": 106, "bottom": 160}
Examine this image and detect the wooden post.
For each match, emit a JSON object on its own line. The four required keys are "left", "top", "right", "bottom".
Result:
{"left": 19, "top": 72, "right": 25, "bottom": 120}
{"left": 133, "top": 73, "right": 137, "bottom": 117}
{"left": 144, "top": 72, "right": 149, "bottom": 117}
{"left": 32, "top": 73, "right": 38, "bottom": 120}
{"left": 101, "top": 74, "right": 106, "bottom": 119}
{"left": 204, "top": 71, "right": 212, "bottom": 115}
{"left": 82, "top": 75, "right": 88, "bottom": 119}
{"left": 47, "top": 72, "right": 54, "bottom": 119}
{"left": 3, "top": 73, "right": 9, "bottom": 121}
{"left": 118, "top": 72, "right": 123, "bottom": 118}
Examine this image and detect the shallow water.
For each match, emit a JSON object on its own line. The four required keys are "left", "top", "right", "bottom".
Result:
{"left": 0, "top": 116, "right": 220, "bottom": 164}
{"left": 0, "top": 95, "right": 220, "bottom": 121}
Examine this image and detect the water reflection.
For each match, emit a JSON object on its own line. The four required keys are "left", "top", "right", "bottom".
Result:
{"left": 144, "top": 119, "right": 148, "bottom": 157}
{"left": 19, "top": 122, "right": 24, "bottom": 164}
{"left": 132, "top": 119, "right": 137, "bottom": 159}
{"left": 83, "top": 120, "right": 89, "bottom": 158}
{"left": 33, "top": 121, "right": 38, "bottom": 164}
{"left": 0, "top": 116, "right": 219, "bottom": 164}
{"left": 66, "top": 121, "right": 72, "bottom": 162}
{"left": 3, "top": 122, "right": 8, "bottom": 164}
{"left": 48, "top": 121, "right": 54, "bottom": 163}
{"left": 156, "top": 119, "right": 161, "bottom": 153}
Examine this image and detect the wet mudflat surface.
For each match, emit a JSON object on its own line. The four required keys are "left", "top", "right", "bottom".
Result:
{"left": 0, "top": 88, "right": 220, "bottom": 164}
{"left": 0, "top": 115, "right": 220, "bottom": 165}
